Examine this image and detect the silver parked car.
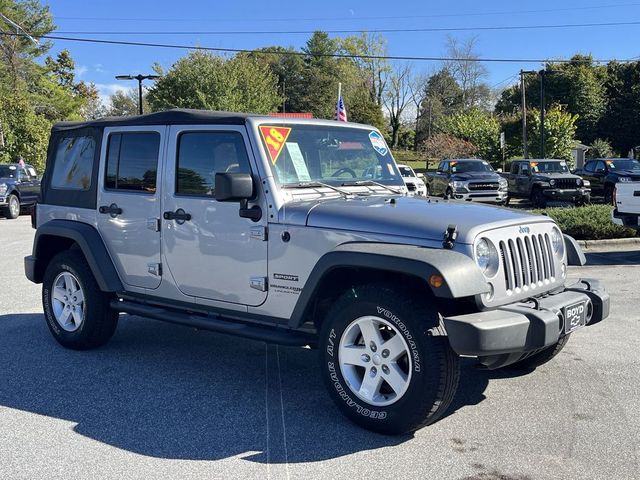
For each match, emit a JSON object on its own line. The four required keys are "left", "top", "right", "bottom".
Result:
{"left": 25, "top": 110, "right": 609, "bottom": 435}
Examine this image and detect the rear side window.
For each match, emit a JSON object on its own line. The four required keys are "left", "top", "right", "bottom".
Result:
{"left": 50, "top": 136, "right": 96, "bottom": 190}
{"left": 105, "top": 132, "right": 160, "bottom": 193}
{"left": 176, "top": 131, "right": 250, "bottom": 196}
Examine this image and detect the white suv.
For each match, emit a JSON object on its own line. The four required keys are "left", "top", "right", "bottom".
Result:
{"left": 397, "top": 164, "right": 426, "bottom": 196}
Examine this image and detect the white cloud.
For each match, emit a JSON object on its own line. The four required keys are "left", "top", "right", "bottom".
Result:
{"left": 75, "top": 65, "right": 88, "bottom": 78}
{"left": 95, "top": 83, "right": 130, "bottom": 105}
{"left": 94, "top": 63, "right": 105, "bottom": 73}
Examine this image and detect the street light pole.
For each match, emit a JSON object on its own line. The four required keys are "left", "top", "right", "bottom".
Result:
{"left": 115, "top": 74, "right": 161, "bottom": 115}
{"left": 540, "top": 69, "right": 546, "bottom": 158}
{"left": 520, "top": 70, "right": 536, "bottom": 159}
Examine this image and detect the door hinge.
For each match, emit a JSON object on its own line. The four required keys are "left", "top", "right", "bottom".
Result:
{"left": 147, "top": 217, "right": 161, "bottom": 232}
{"left": 148, "top": 263, "right": 162, "bottom": 276}
{"left": 250, "top": 276, "right": 267, "bottom": 292}
{"left": 250, "top": 226, "right": 268, "bottom": 241}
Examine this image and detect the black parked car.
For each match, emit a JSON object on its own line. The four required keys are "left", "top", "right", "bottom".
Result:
{"left": 575, "top": 158, "right": 640, "bottom": 204}
{"left": 0, "top": 163, "right": 40, "bottom": 219}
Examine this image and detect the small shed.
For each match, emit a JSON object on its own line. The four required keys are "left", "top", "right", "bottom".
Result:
{"left": 572, "top": 142, "right": 590, "bottom": 169}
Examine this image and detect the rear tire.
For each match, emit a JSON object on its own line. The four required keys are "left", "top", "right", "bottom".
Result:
{"left": 318, "top": 284, "right": 460, "bottom": 435}
{"left": 42, "top": 250, "right": 118, "bottom": 350}
{"left": 507, "top": 334, "right": 571, "bottom": 370}
{"left": 604, "top": 185, "right": 614, "bottom": 205}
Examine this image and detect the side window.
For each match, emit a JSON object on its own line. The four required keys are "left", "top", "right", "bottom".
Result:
{"left": 26, "top": 166, "right": 37, "bottom": 178}
{"left": 176, "top": 131, "right": 250, "bottom": 197}
{"left": 583, "top": 161, "right": 595, "bottom": 173}
{"left": 595, "top": 161, "right": 606, "bottom": 173}
{"left": 50, "top": 136, "right": 96, "bottom": 191}
{"left": 105, "top": 132, "right": 160, "bottom": 193}
{"left": 440, "top": 162, "right": 449, "bottom": 173}
{"left": 520, "top": 163, "right": 530, "bottom": 175}
{"left": 510, "top": 162, "right": 519, "bottom": 174}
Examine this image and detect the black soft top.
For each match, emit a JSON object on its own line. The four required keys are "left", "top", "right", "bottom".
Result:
{"left": 52, "top": 109, "right": 252, "bottom": 132}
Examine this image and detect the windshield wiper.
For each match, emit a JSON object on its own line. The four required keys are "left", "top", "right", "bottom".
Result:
{"left": 341, "top": 180, "right": 404, "bottom": 195}
{"left": 282, "top": 181, "right": 354, "bottom": 198}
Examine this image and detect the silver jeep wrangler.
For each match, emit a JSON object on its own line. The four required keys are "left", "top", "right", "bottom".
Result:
{"left": 25, "top": 110, "right": 609, "bottom": 435}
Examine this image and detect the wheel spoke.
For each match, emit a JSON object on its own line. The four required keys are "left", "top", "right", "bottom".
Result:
{"left": 70, "top": 307, "right": 83, "bottom": 326}
{"left": 73, "top": 288, "right": 84, "bottom": 305}
{"left": 52, "top": 287, "right": 67, "bottom": 303}
{"left": 64, "top": 274, "right": 74, "bottom": 292}
{"left": 340, "top": 345, "right": 367, "bottom": 366}
{"left": 384, "top": 363, "right": 409, "bottom": 395}
{"left": 359, "top": 369, "right": 383, "bottom": 402}
{"left": 358, "top": 319, "right": 384, "bottom": 347}
{"left": 59, "top": 308, "right": 72, "bottom": 327}
{"left": 382, "top": 333, "right": 408, "bottom": 361}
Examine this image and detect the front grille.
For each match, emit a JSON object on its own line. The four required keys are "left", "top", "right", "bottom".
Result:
{"left": 553, "top": 178, "right": 578, "bottom": 188}
{"left": 498, "top": 233, "right": 555, "bottom": 293}
{"left": 468, "top": 182, "right": 499, "bottom": 191}
{"left": 406, "top": 182, "right": 416, "bottom": 191}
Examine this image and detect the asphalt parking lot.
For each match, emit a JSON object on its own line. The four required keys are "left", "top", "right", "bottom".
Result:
{"left": 0, "top": 215, "right": 638, "bottom": 480}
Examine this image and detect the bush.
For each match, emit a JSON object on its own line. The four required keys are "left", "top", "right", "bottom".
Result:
{"left": 533, "top": 204, "right": 637, "bottom": 240}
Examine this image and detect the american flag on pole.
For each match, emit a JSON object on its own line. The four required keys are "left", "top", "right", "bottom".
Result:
{"left": 335, "top": 96, "right": 347, "bottom": 122}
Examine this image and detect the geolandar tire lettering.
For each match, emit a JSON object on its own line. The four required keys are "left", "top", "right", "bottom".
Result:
{"left": 319, "top": 283, "right": 460, "bottom": 435}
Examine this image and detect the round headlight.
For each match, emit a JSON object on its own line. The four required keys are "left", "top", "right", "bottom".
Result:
{"left": 0, "top": 183, "right": 7, "bottom": 194}
{"left": 550, "top": 179, "right": 556, "bottom": 187}
{"left": 551, "top": 227, "right": 564, "bottom": 257}
{"left": 576, "top": 178, "right": 583, "bottom": 186}
{"left": 475, "top": 238, "right": 499, "bottom": 276}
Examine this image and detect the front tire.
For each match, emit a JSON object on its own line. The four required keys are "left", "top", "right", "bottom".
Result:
{"left": 319, "top": 284, "right": 460, "bottom": 435}
{"left": 42, "top": 250, "right": 118, "bottom": 350}
{"left": 3, "top": 194, "right": 20, "bottom": 219}
{"left": 531, "top": 188, "right": 546, "bottom": 208}
{"left": 444, "top": 187, "right": 453, "bottom": 200}
{"left": 604, "top": 185, "right": 614, "bottom": 205}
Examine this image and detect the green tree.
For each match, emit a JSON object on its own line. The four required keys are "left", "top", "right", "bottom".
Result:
{"left": 339, "top": 32, "right": 390, "bottom": 106}
{"left": 147, "top": 50, "right": 281, "bottom": 113}
{"left": 416, "top": 68, "right": 463, "bottom": 145}
{"left": 436, "top": 108, "right": 501, "bottom": 161}
{"left": 418, "top": 133, "right": 478, "bottom": 162}
{"left": 529, "top": 106, "right": 578, "bottom": 163}
{"left": 106, "top": 88, "right": 143, "bottom": 117}
{"left": 588, "top": 138, "right": 614, "bottom": 159}
{"left": 249, "top": 46, "right": 305, "bottom": 113}
{"left": 600, "top": 61, "right": 640, "bottom": 155}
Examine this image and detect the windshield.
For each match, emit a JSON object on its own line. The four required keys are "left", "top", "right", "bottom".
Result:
{"left": 0, "top": 165, "right": 17, "bottom": 178}
{"left": 398, "top": 166, "right": 415, "bottom": 178}
{"left": 531, "top": 161, "right": 569, "bottom": 173}
{"left": 606, "top": 159, "right": 640, "bottom": 170}
{"left": 450, "top": 160, "right": 494, "bottom": 173}
{"left": 258, "top": 124, "right": 403, "bottom": 187}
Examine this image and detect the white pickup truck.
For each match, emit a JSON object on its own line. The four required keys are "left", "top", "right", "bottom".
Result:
{"left": 613, "top": 182, "right": 640, "bottom": 230}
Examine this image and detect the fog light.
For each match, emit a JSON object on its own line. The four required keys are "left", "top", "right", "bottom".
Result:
{"left": 429, "top": 274, "right": 444, "bottom": 288}
{"left": 485, "top": 283, "right": 494, "bottom": 301}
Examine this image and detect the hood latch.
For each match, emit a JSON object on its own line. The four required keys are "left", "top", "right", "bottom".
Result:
{"left": 442, "top": 224, "right": 458, "bottom": 249}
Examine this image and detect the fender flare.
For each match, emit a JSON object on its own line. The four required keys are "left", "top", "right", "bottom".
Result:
{"left": 288, "top": 242, "right": 488, "bottom": 328}
{"left": 29, "top": 219, "right": 123, "bottom": 292}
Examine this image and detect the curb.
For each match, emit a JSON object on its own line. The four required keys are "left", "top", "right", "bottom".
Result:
{"left": 577, "top": 237, "right": 640, "bottom": 251}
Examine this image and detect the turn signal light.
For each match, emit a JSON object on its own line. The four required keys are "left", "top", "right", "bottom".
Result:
{"left": 429, "top": 274, "right": 444, "bottom": 288}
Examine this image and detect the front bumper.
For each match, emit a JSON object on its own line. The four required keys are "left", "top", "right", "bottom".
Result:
{"left": 453, "top": 189, "right": 508, "bottom": 203}
{"left": 443, "top": 278, "right": 609, "bottom": 367}
{"left": 542, "top": 187, "right": 590, "bottom": 202}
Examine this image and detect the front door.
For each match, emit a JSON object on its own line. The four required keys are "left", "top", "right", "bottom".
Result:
{"left": 162, "top": 126, "right": 268, "bottom": 306}
{"left": 96, "top": 127, "right": 164, "bottom": 289}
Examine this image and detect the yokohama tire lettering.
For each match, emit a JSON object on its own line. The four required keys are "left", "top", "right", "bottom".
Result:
{"left": 376, "top": 306, "right": 422, "bottom": 372}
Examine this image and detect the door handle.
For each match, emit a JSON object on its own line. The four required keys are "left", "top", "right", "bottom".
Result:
{"left": 99, "top": 203, "right": 123, "bottom": 218}
{"left": 163, "top": 208, "right": 191, "bottom": 225}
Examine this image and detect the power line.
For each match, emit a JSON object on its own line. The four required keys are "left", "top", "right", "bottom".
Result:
{"left": 0, "top": 31, "right": 636, "bottom": 64}
{"left": 53, "top": 2, "right": 640, "bottom": 23}
{"left": 53, "top": 20, "right": 640, "bottom": 36}
{"left": 491, "top": 74, "right": 519, "bottom": 90}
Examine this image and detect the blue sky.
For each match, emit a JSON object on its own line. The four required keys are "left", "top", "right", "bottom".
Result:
{"left": 45, "top": 0, "right": 640, "bottom": 104}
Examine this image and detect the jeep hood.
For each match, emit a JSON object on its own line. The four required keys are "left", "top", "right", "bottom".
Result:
{"left": 282, "top": 196, "right": 553, "bottom": 244}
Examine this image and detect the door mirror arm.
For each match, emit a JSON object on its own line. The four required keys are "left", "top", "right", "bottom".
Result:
{"left": 239, "top": 199, "right": 262, "bottom": 222}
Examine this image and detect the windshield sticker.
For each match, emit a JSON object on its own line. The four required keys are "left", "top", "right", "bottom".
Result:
{"left": 285, "top": 142, "right": 311, "bottom": 182}
{"left": 9, "top": 166, "right": 16, "bottom": 170}
{"left": 368, "top": 131, "right": 388, "bottom": 156}
{"left": 259, "top": 126, "right": 292, "bottom": 164}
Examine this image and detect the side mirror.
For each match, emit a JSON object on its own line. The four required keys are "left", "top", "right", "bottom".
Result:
{"left": 214, "top": 172, "right": 262, "bottom": 222}
{"left": 496, "top": 168, "right": 503, "bottom": 173}
{"left": 417, "top": 173, "right": 425, "bottom": 178}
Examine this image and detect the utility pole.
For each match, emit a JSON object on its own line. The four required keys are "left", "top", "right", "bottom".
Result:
{"left": 115, "top": 74, "right": 161, "bottom": 115}
{"left": 520, "top": 70, "right": 536, "bottom": 159}
{"left": 540, "top": 69, "right": 546, "bottom": 158}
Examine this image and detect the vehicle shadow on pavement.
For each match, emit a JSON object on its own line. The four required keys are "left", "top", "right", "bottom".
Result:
{"left": 584, "top": 250, "right": 640, "bottom": 266}
{"left": 0, "top": 313, "right": 526, "bottom": 464}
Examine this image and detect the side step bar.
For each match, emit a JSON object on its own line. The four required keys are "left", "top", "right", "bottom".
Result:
{"left": 110, "top": 299, "right": 316, "bottom": 347}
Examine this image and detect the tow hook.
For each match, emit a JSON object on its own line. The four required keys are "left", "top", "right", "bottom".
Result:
{"left": 442, "top": 224, "right": 458, "bottom": 249}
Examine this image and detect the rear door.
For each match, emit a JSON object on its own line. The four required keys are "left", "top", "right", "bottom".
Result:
{"left": 161, "top": 125, "right": 268, "bottom": 306}
{"left": 433, "top": 161, "right": 448, "bottom": 195}
{"left": 516, "top": 163, "right": 530, "bottom": 196}
{"left": 96, "top": 127, "right": 165, "bottom": 289}
{"left": 16, "top": 166, "right": 39, "bottom": 204}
